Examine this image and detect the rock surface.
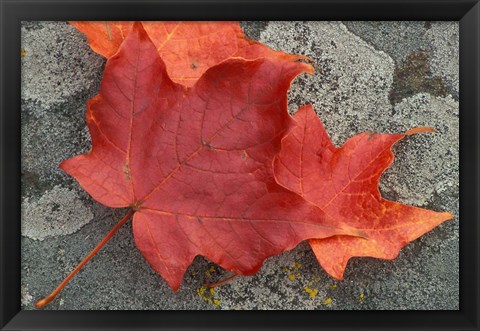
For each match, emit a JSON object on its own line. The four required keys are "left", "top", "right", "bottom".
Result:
{"left": 21, "top": 21, "right": 458, "bottom": 310}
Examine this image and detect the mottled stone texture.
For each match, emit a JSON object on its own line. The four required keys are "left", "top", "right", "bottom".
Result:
{"left": 21, "top": 21, "right": 458, "bottom": 310}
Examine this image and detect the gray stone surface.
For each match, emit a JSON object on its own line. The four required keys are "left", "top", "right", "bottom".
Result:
{"left": 21, "top": 21, "right": 105, "bottom": 110}
{"left": 343, "top": 21, "right": 459, "bottom": 100}
{"left": 21, "top": 185, "right": 94, "bottom": 240}
{"left": 21, "top": 21, "right": 458, "bottom": 310}
{"left": 343, "top": 21, "right": 430, "bottom": 65}
{"left": 425, "top": 22, "right": 459, "bottom": 98}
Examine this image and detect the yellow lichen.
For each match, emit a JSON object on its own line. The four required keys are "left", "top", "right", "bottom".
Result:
{"left": 205, "top": 265, "right": 216, "bottom": 277}
{"left": 21, "top": 48, "right": 27, "bottom": 57}
{"left": 358, "top": 292, "right": 365, "bottom": 303}
{"left": 323, "top": 297, "right": 333, "bottom": 305}
{"left": 196, "top": 285, "right": 206, "bottom": 296}
{"left": 284, "top": 263, "right": 302, "bottom": 281}
{"left": 196, "top": 285, "right": 221, "bottom": 307}
{"left": 304, "top": 286, "right": 318, "bottom": 299}
{"left": 330, "top": 284, "right": 337, "bottom": 290}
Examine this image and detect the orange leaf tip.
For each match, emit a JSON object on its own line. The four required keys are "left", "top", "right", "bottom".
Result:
{"left": 405, "top": 126, "right": 436, "bottom": 135}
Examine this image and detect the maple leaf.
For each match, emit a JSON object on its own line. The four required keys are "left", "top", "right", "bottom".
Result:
{"left": 273, "top": 104, "right": 454, "bottom": 280}
{"left": 69, "top": 21, "right": 307, "bottom": 87}
{"left": 36, "top": 22, "right": 366, "bottom": 305}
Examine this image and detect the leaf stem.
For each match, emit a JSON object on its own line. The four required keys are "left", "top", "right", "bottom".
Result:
{"left": 205, "top": 273, "right": 239, "bottom": 289}
{"left": 35, "top": 208, "right": 135, "bottom": 309}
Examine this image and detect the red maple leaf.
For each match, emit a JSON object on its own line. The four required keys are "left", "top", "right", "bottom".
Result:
{"left": 273, "top": 104, "right": 453, "bottom": 280}
{"left": 70, "top": 21, "right": 307, "bottom": 87}
{"left": 35, "top": 23, "right": 365, "bottom": 308}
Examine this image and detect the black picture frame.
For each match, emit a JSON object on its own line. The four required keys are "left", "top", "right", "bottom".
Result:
{"left": 1, "top": 0, "right": 479, "bottom": 330}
